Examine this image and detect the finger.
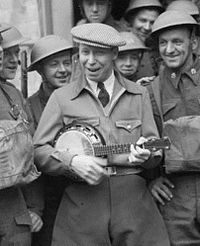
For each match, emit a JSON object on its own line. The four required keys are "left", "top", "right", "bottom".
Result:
{"left": 93, "top": 157, "right": 108, "bottom": 166}
{"left": 159, "top": 185, "right": 173, "bottom": 200}
{"left": 163, "top": 177, "right": 175, "bottom": 188}
{"left": 132, "top": 145, "right": 151, "bottom": 161}
{"left": 151, "top": 190, "right": 165, "bottom": 205}
{"left": 136, "top": 136, "right": 147, "bottom": 145}
{"left": 156, "top": 186, "right": 172, "bottom": 201}
{"left": 34, "top": 221, "right": 43, "bottom": 232}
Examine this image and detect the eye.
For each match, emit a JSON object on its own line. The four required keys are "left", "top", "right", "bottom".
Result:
{"left": 174, "top": 39, "right": 183, "bottom": 45}
{"left": 63, "top": 61, "right": 71, "bottom": 66}
{"left": 81, "top": 49, "right": 89, "bottom": 55}
{"left": 159, "top": 40, "right": 167, "bottom": 46}
{"left": 48, "top": 61, "right": 58, "bottom": 66}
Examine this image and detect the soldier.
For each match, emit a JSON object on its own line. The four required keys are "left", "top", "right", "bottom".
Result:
{"left": 124, "top": 0, "right": 164, "bottom": 78}
{"left": 0, "top": 24, "right": 42, "bottom": 246}
{"left": 27, "top": 35, "right": 73, "bottom": 246}
{"left": 147, "top": 10, "right": 200, "bottom": 245}
{"left": 166, "top": 0, "right": 200, "bottom": 56}
{"left": 76, "top": 0, "right": 127, "bottom": 31}
{"left": 114, "top": 31, "right": 149, "bottom": 82}
{"left": 34, "top": 23, "right": 170, "bottom": 246}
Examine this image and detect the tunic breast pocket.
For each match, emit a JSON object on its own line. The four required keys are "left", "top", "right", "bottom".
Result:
{"left": 115, "top": 119, "right": 141, "bottom": 143}
{"left": 162, "top": 101, "right": 177, "bottom": 121}
{"left": 184, "top": 97, "right": 200, "bottom": 116}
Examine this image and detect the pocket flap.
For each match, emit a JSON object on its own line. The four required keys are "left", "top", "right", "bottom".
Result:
{"left": 70, "top": 118, "right": 100, "bottom": 127}
{"left": 162, "top": 102, "right": 177, "bottom": 115}
{"left": 116, "top": 119, "right": 141, "bottom": 132}
{"left": 15, "top": 212, "right": 32, "bottom": 226}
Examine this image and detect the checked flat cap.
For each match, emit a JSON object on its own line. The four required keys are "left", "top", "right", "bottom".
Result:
{"left": 71, "top": 23, "right": 126, "bottom": 48}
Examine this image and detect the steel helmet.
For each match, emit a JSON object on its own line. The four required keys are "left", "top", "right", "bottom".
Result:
{"left": 166, "top": 0, "right": 199, "bottom": 17}
{"left": 28, "top": 35, "right": 73, "bottom": 72}
{"left": 118, "top": 32, "right": 148, "bottom": 52}
{"left": 151, "top": 10, "right": 199, "bottom": 37}
{"left": 1, "top": 24, "right": 27, "bottom": 49}
{"left": 124, "top": 0, "right": 164, "bottom": 21}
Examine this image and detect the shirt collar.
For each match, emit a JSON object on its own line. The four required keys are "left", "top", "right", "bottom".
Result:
{"left": 163, "top": 54, "right": 200, "bottom": 89}
{"left": 86, "top": 70, "right": 115, "bottom": 98}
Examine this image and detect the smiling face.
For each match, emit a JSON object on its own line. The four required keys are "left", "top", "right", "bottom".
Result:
{"left": 159, "top": 27, "right": 195, "bottom": 70}
{"left": 40, "top": 50, "right": 72, "bottom": 89}
{"left": 0, "top": 45, "right": 20, "bottom": 80}
{"left": 79, "top": 43, "right": 118, "bottom": 82}
{"left": 130, "top": 8, "right": 160, "bottom": 42}
{"left": 114, "top": 50, "right": 142, "bottom": 79}
{"left": 82, "top": 0, "right": 111, "bottom": 23}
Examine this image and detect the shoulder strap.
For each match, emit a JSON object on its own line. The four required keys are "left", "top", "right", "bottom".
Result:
{"left": 28, "top": 95, "right": 43, "bottom": 128}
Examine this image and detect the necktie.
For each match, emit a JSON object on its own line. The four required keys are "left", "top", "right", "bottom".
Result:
{"left": 98, "top": 82, "right": 110, "bottom": 107}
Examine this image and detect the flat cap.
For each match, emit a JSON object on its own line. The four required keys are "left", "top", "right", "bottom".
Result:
{"left": 71, "top": 23, "right": 126, "bottom": 48}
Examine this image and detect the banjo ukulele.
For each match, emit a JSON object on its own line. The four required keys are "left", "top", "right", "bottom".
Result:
{"left": 53, "top": 122, "right": 170, "bottom": 180}
{"left": 54, "top": 122, "right": 171, "bottom": 157}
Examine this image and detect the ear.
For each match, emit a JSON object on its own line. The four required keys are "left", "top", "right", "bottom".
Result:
{"left": 191, "top": 35, "right": 198, "bottom": 51}
{"left": 111, "top": 47, "right": 118, "bottom": 61}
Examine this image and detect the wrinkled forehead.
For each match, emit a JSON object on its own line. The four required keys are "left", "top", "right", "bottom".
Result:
{"left": 158, "top": 25, "right": 193, "bottom": 40}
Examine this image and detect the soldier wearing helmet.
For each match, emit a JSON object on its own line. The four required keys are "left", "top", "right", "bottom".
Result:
{"left": 147, "top": 10, "right": 200, "bottom": 245}
{"left": 27, "top": 34, "right": 73, "bottom": 246}
{"left": 166, "top": 0, "right": 200, "bottom": 56}
{"left": 76, "top": 0, "right": 127, "bottom": 31}
{"left": 0, "top": 24, "right": 41, "bottom": 246}
{"left": 114, "top": 31, "right": 150, "bottom": 82}
{"left": 0, "top": 24, "right": 28, "bottom": 81}
{"left": 123, "top": 0, "right": 164, "bottom": 79}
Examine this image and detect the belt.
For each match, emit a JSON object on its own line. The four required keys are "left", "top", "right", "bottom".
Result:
{"left": 105, "top": 166, "right": 143, "bottom": 176}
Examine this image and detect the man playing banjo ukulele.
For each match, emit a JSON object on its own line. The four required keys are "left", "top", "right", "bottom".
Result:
{"left": 33, "top": 23, "right": 170, "bottom": 246}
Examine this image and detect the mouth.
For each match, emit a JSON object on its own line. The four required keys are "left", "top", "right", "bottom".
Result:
{"left": 56, "top": 76, "right": 68, "bottom": 82}
{"left": 165, "top": 55, "right": 179, "bottom": 61}
{"left": 6, "top": 66, "right": 17, "bottom": 71}
{"left": 90, "top": 15, "right": 99, "bottom": 20}
{"left": 87, "top": 67, "right": 100, "bottom": 73}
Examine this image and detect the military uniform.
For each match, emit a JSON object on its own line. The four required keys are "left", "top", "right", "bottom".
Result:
{"left": 0, "top": 80, "right": 33, "bottom": 246}
{"left": 28, "top": 83, "right": 68, "bottom": 246}
{"left": 149, "top": 55, "right": 200, "bottom": 245}
{"left": 147, "top": 10, "right": 200, "bottom": 245}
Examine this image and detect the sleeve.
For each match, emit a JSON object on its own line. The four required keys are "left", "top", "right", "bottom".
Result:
{"left": 140, "top": 88, "right": 162, "bottom": 169}
{"left": 34, "top": 92, "right": 75, "bottom": 176}
{"left": 17, "top": 90, "right": 44, "bottom": 216}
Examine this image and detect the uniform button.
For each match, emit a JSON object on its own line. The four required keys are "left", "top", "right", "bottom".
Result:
{"left": 127, "top": 124, "right": 131, "bottom": 130}
{"left": 191, "top": 68, "right": 196, "bottom": 75}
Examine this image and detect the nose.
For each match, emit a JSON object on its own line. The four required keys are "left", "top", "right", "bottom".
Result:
{"left": 10, "top": 53, "right": 18, "bottom": 63}
{"left": 92, "top": 2, "right": 98, "bottom": 12}
{"left": 166, "top": 42, "right": 175, "bottom": 53}
{"left": 88, "top": 52, "right": 96, "bottom": 64}
{"left": 143, "top": 21, "right": 151, "bottom": 31}
{"left": 58, "top": 63, "right": 66, "bottom": 72}
{"left": 124, "top": 56, "right": 132, "bottom": 66}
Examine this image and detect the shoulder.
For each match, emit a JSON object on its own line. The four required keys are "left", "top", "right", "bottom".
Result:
{"left": 27, "top": 90, "right": 40, "bottom": 104}
{"left": 2, "top": 81, "right": 24, "bottom": 100}
{"left": 50, "top": 83, "right": 74, "bottom": 101}
{"left": 117, "top": 73, "right": 147, "bottom": 95}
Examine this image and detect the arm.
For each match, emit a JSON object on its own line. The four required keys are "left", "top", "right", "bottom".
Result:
{"left": 34, "top": 92, "right": 75, "bottom": 176}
